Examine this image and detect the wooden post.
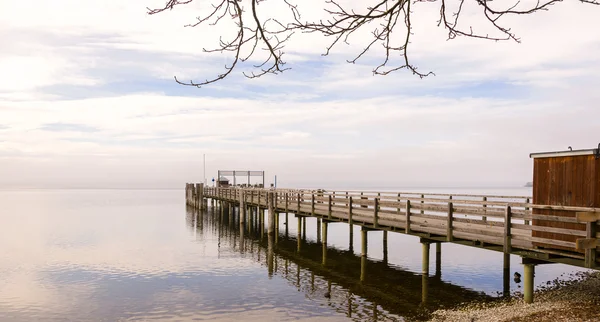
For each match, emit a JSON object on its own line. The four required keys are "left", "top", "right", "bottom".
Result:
{"left": 348, "top": 196, "right": 354, "bottom": 225}
{"left": 275, "top": 211, "right": 279, "bottom": 244}
{"left": 360, "top": 227, "right": 368, "bottom": 282}
{"left": 447, "top": 202, "right": 454, "bottom": 242}
{"left": 259, "top": 207, "right": 264, "bottom": 239}
{"left": 482, "top": 196, "right": 487, "bottom": 222}
{"left": 268, "top": 192, "right": 275, "bottom": 236}
{"left": 383, "top": 230, "right": 388, "bottom": 264}
{"left": 524, "top": 263, "right": 535, "bottom": 304}
{"left": 316, "top": 217, "right": 321, "bottom": 244}
{"left": 297, "top": 193, "right": 301, "bottom": 213}
{"left": 311, "top": 193, "right": 315, "bottom": 216}
{"left": 285, "top": 213, "right": 289, "bottom": 238}
{"left": 435, "top": 242, "right": 442, "bottom": 278}
{"left": 422, "top": 241, "right": 430, "bottom": 304}
{"left": 524, "top": 197, "right": 530, "bottom": 225}
{"left": 285, "top": 192, "right": 289, "bottom": 213}
{"left": 239, "top": 190, "right": 246, "bottom": 230}
{"left": 406, "top": 200, "right": 411, "bottom": 234}
{"left": 373, "top": 197, "right": 379, "bottom": 228}
{"left": 585, "top": 221, "right": 597, "bottom": 268}
{"left": 503, "top": 253, "right": 510, "bottom": 297}
{"left": 322, "top": 220, "right": 328, "bottom": 266}
{"left": 328, "top": 194, "right": 332, "bottom": 219}
{"left": 302, "top": 217, "right": 306, "bottom": 241}
{"left": 229, "top": 204, "right": 234, "bottom": 227}
{"left": 267, "top": 221, "right": 274, "bottom": 277}
{"left": 422, "top": 271, "right": 429, "bottom": 305}
{"left": 198, "top": 183, "right": 204, "bottom": 210}
{"left": 360, "top": 192, "right": 367, "bottom": 209}
{"left": 297, "top": 216, "right": 302, "bottom": 253}
{"left": 504, "top": 205, "right": 512, "bottom": 253}
{"left": 420, "top": 194, "right": 424, "bottom": 215}
{"left": 422, "top": 241, "right": 430, "bottom": 276}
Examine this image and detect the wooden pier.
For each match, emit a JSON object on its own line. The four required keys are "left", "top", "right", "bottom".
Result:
{"left": 187, "top": 205, "right": 493, "bottom": 319}
{"left": 186, "top": 183, "right": 600, "bottom": 304}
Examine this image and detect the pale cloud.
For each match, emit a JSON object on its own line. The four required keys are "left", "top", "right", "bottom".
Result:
{"left": 0, "top": 0, "right": 599, "bottom": 189}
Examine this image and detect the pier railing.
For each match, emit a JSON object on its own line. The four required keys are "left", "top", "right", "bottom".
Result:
{"left": 198, "top": 187, "right": 600, "bottom": 269}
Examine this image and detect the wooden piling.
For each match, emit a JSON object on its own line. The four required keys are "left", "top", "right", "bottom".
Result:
{"left": 524, "top": 264, "right": 535, "bottom": 304}
{"left": 302, "top": 217, "right": 306, "bottom": 241}
{"left": 482, "top": 196, "right": 487, "bottom": 222}
{"left": 285, "top": 213, "right": 289, "bottom": 238}
{"left": 447, "top": 202, "right": 454, "bottom": 242}
{"left": 239, "top": 190, "right": 246, "bottom": 230}
{"left": 422, "top": 241, "right": 430, "bottom": 276}
{"left": 267, "top": 225, "right": 274, "bottom": 276}
{"left": 316, "top": 217, "right": 321, "bottom": 244}
{"left": 503, "top": 253, "right": 510, "bottom": 297}
{"left": 373, "top": 197, "right": 379, "bottom": 228}
{"left": 422, "top": 272, "right": 429, "bottom": 304}
{"left": 322, "top": 220, "right": 328, "bottom": 266}
{"left": 406, "top": 200, "right": 412, "bottom": 234}
{"left": 504, "top": 205, "right": 512, "bottom": 253}
{"left": 268, "top": 192, "right": 275, "bottom": 236}
{"left": 297, "top": 216, "right": 302, "bottom": 252}
{"left": 360, "top": 227, "right": 368, "bottom": 282}
{"left": 435, "top": 242, "right": 442, "bottom": 278}
{"left": 383, "top": 230, "right": 388, "bottom": 264}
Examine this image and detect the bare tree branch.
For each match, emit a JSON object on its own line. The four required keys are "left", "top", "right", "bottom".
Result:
{"left": 147, "top": 0, "right": 599, "bottom": 87}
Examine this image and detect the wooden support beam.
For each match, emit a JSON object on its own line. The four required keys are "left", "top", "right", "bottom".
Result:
{"left": 406, "top": 200, "right": 412, "bottom": 234}
{"left": 348, "top": 196, "right": 353, "bottom": 225}
{"left": 521, "top": 257, "right": 555, "bottom": 265}
{"left": 524, "top": 264, "right": 535, "bottom": 304}
{"left": 576, "top": 238, "right": 599, "bottom": 250}
{"left": 328, "top": 194, "right": 332, "bottom": 219}
{"left": 482, "top": 196, "right": 487, "bottom": 222}
{"left": 524, "top": 197, "right": 530, "bottom": 225}
{"left": 504, "top": 205, "right": 512, "bottom": 253}
{"left": 446, "top": 202, "right": 454, "bottom": 242}
{"left": 577, "top": 212, "right": 600, "bottom": 223}
{"left": 422, "top": 240, "right": 430, "bottom": 276}
{"left": 373, "top": 197, "right": 379, "bottom": 228}
{"left": 322, "top": 220, "right": 328, "bottom": 266}
{"left": 503, "top": 253, "right": 510, "bottom": 297}
{"left": 585, "top": 221, "right": 597, "bottom": 268}
{"left": 268, "top": 192, "right": 275, "bottom": 235}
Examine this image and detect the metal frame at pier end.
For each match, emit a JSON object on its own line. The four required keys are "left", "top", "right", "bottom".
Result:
{"left": 218, "top": 170, "right": 265, "bottom": 188}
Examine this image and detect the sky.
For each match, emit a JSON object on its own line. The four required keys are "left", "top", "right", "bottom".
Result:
{"left": 1, "top": 0, "right": 599, "bottom": 190}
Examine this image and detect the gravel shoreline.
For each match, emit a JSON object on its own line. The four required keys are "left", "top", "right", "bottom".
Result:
{"left": 428, "top": 271, "right": 600, "bottom": 322}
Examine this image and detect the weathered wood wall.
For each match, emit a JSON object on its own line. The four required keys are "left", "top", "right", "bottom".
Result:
{"left": 533, "top": 155, "right": 598, "bottom": 252}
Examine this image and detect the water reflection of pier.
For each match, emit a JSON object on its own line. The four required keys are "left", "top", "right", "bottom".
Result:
{"left": 186, "top": 205, "right": 492, "bottom": 321}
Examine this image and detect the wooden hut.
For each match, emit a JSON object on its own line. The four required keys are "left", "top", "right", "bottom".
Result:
{"left": 529, "top": 146, "right": 600, "bottom": 253}
{"left": 217, "top": 176, "right": 230, "bottom": 188}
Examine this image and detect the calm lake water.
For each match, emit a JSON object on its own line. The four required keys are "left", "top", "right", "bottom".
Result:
{"left": 0, "top": 188, "right": 591, "bottom": 321}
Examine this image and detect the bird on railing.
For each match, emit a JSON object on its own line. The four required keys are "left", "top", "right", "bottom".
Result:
{"left": 568, "top": 146, "right": 573, "bottom": 151}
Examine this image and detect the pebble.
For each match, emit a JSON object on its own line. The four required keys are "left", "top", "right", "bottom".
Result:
{"left": 428, "top": 271, "right": 600, "bottom": 322}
